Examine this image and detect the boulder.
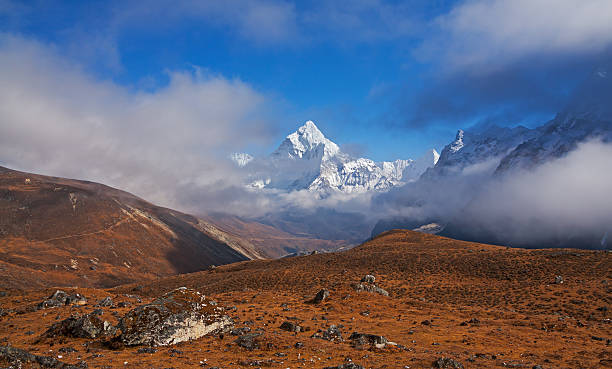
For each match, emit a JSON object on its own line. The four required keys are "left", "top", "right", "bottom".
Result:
{"left": 312, "top": 324, "right": 342, "bottom": 342}
{"left": 42, "top": 313, "right": 116, "bottom": 339}
{"left": 433, "top": 357, "right": 464, "bottom": 369}
{"left": 37, "top": 290, "right": 87, "bottom": 309}
{"left": 234, "top": 333, "right": 263, "bottom": 350}
{"left": 0, "top": 345, "right": 85, "bottom": 369}
{"left": 361, "top": 275, "right": 376, "bottom": 283}
{"left": 279, "top": 321, "right": 302, "bottom": 333}
{"left": 353, "top": 283, "right": 389, "bottom": 296}
{"left": 349, "top": 332, "right": 388, "bottom": 348}
{"left": 117, "top": 287, "right": 233, "bottom": 346}
{"left": 312, "top": 289, "right": 330, "bottom": 304}
{"left": 96, "top": 297, "right": 113, "bottom": 307}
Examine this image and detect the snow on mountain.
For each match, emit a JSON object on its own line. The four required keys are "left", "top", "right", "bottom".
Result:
{"left": 425, "top": 124, "right": 538, "bottom": 178}
{"left": 239, "top": 120, "right": 438, "bottom": 194}
{"left": 496, "top": 68, "right": 612, "bottom": 173}
{"left": 427, "top": 66, "right": 612, "bottom": 177}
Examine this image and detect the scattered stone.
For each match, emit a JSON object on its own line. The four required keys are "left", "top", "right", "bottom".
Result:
{"left": 230, "top": 327, "right": 251, "bottom": 336}
{"left": 234, "top": 333, "right": 262, "bottom": 351}
{"left": 460, "top": 318, "right": 481, "bottom": 326}
{"left": 0, "top": 345, "right": 83, "bottom": 368}
{"left": 532, "top": 366, "right": 543, "bottom": 369}
{"left": 96, "top": 297, "right": 114, "bottom": 307}
{"left": 58, "top": 347, "right": 78, "bottom": 353}
{"left": 353, "top": 283, "right": 389, "bottom": 296}
{"left": 238, "top": 359, "right": 280, "bottom": 367}
{"left": 312, "top": 289, "right": 330, "bottom": 304}
{"left": 41, "top": 313, "right": 116, "bottom": 339}
{"left": 37, "top": 290, "right": 87, "bottom": 309}
{"left": 349, "top": 332, "right": 388, "bottom": 349}
{"left": 294, "top": 341, "right": 303, "bottom": 348}
{"left": 361, "top": 275, "right": 376, "bottom": 283}
{"left": 137, "top": 347, "right": 157, "bottom": 354}
{"left": 117, "top": 287, "right": 233, "bottom": 346}
{"left": 312, "top": 324, "right": 342, "bottom": 342}
{"left": 323, "top": 364, "right": 364, "bottom": 369}
{"left": 279, "top": 321, "right": 302, "bottom": 333}
{"left": 433, "top": 357, "right": 464, "bottom": 369}
{"left": 554, "top": 276, "right": 564, "bottom": 284}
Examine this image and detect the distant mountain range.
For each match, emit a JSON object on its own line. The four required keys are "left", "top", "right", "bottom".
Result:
{"left": 233, "top": 120, "right": 439, "bottom": 194}
{"left": 374, "top": 67, "right": 612, "bottom": 249}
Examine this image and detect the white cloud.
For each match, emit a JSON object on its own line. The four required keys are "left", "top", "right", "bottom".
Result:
{"left": 420, "top": 0, "right": 612, "bottom": 73}
{"left": 458, "top": 139, "right": 612, "bottom": 247}
{"left": 0, "top": 34, "right": 276, "bottom": 213}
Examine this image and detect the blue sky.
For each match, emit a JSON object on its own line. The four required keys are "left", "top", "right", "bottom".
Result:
{"left": 2, "top": 0, "right": 612, "bottom": 162}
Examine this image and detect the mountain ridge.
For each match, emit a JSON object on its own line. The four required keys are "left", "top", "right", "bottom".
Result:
{"left": 235, "top": 120, "right": 439, "bottom": 194}
{"left": 0, "top": 166, "right": 259, "bottom": 289}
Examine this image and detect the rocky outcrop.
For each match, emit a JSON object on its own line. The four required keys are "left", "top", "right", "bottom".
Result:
{"left": 117, "top": 287, "right": 233, "bottom": 346}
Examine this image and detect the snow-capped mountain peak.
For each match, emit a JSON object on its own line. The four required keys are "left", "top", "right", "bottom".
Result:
{"left": 238, "top": 120, "right": 438, "bottom": 194}
{"left": 272, "top": 120, "right": 340, "bottom": 160}
{"left": 449, "top": 129, "right": 465, "bottom": 153}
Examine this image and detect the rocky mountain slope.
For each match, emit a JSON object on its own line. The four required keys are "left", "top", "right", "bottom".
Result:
{"left": 0, "top": 166, "right": 257, "bottom": 289}
{"left": 1, "top": 230, "right": 608, "bottom": 368}
{"left": 235, "top": 120, "right": 439, "bottom": 194}
{"left": 201, "top": 213, "right": 351, "bottom": 258}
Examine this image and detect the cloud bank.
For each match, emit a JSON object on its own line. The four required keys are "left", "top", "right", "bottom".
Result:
{"left": 0, "top": 34, "right": 277, "bottom": 214}
{"left": 374, "top": 139, "right": 612, "bottom": 249}
{"left": 421, "top": 0, "right": 612, "bottom": 73}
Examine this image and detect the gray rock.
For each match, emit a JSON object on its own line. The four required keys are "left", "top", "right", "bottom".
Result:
{"left": 433, "top": 357, "right": 464, "bottom": 369}
{"left": 279, "top": 321, "right": 302, "bottom": 333}
{"left": 361, "top": 275, "right": 376, "bottom": 283}
{"left": 311, "top": 325, "right": 342, "bottom": 341}
{"left": 312, "top": 289, "right": 330, "bottom": 304}
{"left": 117, "top": 287, "right": 233, "bottom": 346}
{"left": 323, "top": 364, "right": 364, "bottom": 369}
{"left": 234, "top": 333, "right": 262, "bottom": 350}
{"left": 42, "top": 313, "right": 116, "bottom": 339}
{"left": 96, "top": 297, "right": 113, "bottom": 307}
{"left": 554, "top": 275, "right": 564, "bottom": 284}
{"left": 353, "top": 283, "right": 389, "bottom": 296}
{"left": 349, "top": 332, "right": 388, "bottom": 348}
{"left": 0, "top": 345, "right": 83, "bottom": 368}
{"left": 37, "top": 290, "right": 87, "bottom": 309}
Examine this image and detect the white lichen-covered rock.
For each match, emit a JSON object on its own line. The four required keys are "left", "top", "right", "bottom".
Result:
{"left": 118, "top": 287, "right": 233, "bottom": 346}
